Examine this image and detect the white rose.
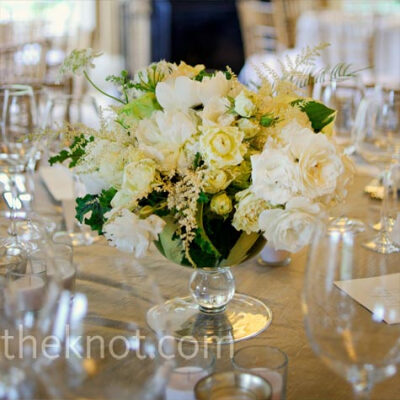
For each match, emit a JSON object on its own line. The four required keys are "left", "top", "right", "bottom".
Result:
{"left": 103, "top": 210, "right": 165, "bottom": 257}
{"left": 197, "top": 72, "right": 231, "bottom": 104}
{"left": 259, "top": 197, "right": 321, "bottom": 253}
{"left": 280, "top": 121, "right": 344, "bottom": 200}
{"left": 250, "top": 148, "right": 300, "bottom": 206}
{"left": 200, "top": 126, "right": 244, "bottom": 168}
{"left": 155, "top": 76, "right": 201, "bottom": 111}
{"left": 234, "top": 91, "right": 256, "bottom": 118}
{"left": 201, "top": 96, "right": 234, "bottom": 127}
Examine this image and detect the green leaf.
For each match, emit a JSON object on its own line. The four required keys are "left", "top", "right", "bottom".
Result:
{"left": 192, "top": 152, "right": 202, "bottom": 169}
{"left": 194, "top": 69, "right": 215, "bottom": 82}
{"left": 221, "top": 232, "right": 263, "bottom": 266}
{"left": 49, "top": 134, "right": 94, "bottom": 168}
{"left": 119, "top": 92, "right": 161, "bottom": 120}
{"left": 155, "top": 216, "right": 185, "bottom": 265}
{"left": 291, "top": 100, "right": 336, "bottom": 132}
{"left": 197, "top": 192, "right": 209, "bottom": 204}
{"left": 260, "top": 113, "right": 280, "bottom": 127}
{"left": 75, "top": 187, "right": 117, "bottom": 234}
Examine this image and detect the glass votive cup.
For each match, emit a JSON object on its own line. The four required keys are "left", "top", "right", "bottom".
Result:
{"left": 165, "top": 343, "right": 215, "bottom": 400}
{"left": 232, "top": 345, "right": 288, "bottom": 400}
{"left": 47, "top": 243, "right": 76, "bottom": 291}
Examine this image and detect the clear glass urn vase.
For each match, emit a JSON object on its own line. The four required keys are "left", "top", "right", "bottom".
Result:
{"left": 147, "top": 267, "right": 272, "bottom": 344}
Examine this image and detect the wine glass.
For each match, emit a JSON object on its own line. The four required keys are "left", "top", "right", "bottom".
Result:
{"left": 354, "top": 87, "right": 400, "bottom": 253}
{"left": 42, "top": 94, "right": 100, "bottom": 246}
{"left": 319, "top": 78, "right": 364, "bottom": 152}
{"left": 303, "top": 224, "right": 400, "bottom": 399}
{"left": 317, "top": 79, "right": 366, "bottom": 234}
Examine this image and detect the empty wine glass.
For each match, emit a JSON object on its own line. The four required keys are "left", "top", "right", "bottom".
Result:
{"left": 317, "top": 79, "right": 366, "bottom": 234}
{"left": 303, "top": 224, "right": 400, "bottom": 400}
{"left": 354, "top": 87, "right": 400, "bottom": 253}
{"left": 319, "top": 78, "right": 364, "bottom": 152}
{"left": 42, "top": 94, "right": 100, "bottom": 246}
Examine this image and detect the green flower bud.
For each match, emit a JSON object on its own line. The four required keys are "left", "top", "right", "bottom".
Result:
{"left": 210, "top": 192, "right": 233, "bottom": 215}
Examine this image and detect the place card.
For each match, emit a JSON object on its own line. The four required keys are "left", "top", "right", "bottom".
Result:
{"left": 335, "top": 273, "right": 400, "bottom": 324}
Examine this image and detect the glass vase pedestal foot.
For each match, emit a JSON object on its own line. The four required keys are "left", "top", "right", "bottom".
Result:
{"left": 147, "top": 268, "right": 272, "bottom": 344}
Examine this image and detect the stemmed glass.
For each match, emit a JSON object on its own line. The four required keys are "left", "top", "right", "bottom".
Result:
{"left": 303, "top": 224, "right": 400, "bottom": 399}
{"left": 0, "top": 85, "right": 40, "bottom": 250}
{"left": 42, "top": 94, "right": 99, "bottom": 246}
{"left": 318, "top": 79, "right": 366, "bottom": 234}
{"left": 354, "top": 88, "right": 400, "bottom": 253}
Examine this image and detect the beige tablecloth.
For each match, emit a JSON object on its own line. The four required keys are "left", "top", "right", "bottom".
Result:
{"left": 31, "top": 173, "right": 400, "bottom": 400}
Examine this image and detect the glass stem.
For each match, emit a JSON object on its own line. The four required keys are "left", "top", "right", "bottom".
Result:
{"left": 353, "top": 387, "right": 372, "bottom": 400}
{"left": 379, "top": 166, "right": 391, "bottom": 238}
{"left": 9, "top": 174, "right": 19, "bottom": 237}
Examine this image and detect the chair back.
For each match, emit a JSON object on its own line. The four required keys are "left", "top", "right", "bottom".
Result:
{"left": 237, "top": 0, "right": 281, "bottom": 58}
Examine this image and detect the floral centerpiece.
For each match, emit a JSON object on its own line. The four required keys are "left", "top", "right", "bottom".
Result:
{"left": 51, "top": 45, "right": 356, "bottom": 342}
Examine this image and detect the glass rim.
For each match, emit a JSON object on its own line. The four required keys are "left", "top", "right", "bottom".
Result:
{"left": 0, "top": 84, "right": 35, "bottom": 96}
{"left": 171, "top": 349, "right": 216, "bottom": 373}
{"left": 232, "top": 345, "right": 288, "bottom": 370}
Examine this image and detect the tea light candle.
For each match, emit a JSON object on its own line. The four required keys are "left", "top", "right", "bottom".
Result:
{"left": 7, "top": 275, "right": 45, "bottom": 311}
{"left": 251, "top": 368, "right": 283, "bottom": 400}
{"left": 47, "top": 260, "right": 76, "bottom": 290}
{"left": 166, "top": 366, "right": 208, "bottom": 400}
{"left": 258, "top": 245, "right": 291, "bottom": 267}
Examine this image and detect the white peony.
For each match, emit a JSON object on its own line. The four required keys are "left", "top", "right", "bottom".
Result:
{"left": 234, "top": 91, "right": 256, "bottom": 118}
{"left": 280, "top": 121, "right": 344, "bottom": 200}
{"left": 250, "top": 148, "right": 300, "bottom": 206}
{"left": 136, "top": 110, "right": 198, "bottom": 171}
{"left": 103, "top": 210, "right": 165, "bottom": 257}
{"left": 78, "top": 172, "right": 110, "bottom": 195}
{"left": 197, "top": 72, "right": 231, "bottom": 104}
{"left": 155, "top": 76, "right": 200, "bottom": 111}
{"left": 200, "top": 126, "right": 244, "bottom": 168}
{"left": 259, "top": 197, "right": 321, "bottom": 253}
{"left": 237, "top": 118, "right": 260, "bottom": 139}
{"left": 201, "top": 96, "right": 234, "bottom": 127}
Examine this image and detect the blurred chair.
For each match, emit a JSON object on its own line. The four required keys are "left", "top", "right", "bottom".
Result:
{"left": 272, "top": 0, "right": 327, "bottom": 49}
{"left": 237, "top": 0, "right": 281, "bottom": 58}
{"left": 0, "top": 40, "right": 49, "bottom": 85}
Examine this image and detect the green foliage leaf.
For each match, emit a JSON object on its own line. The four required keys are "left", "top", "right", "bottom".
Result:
{"left": 192, "top": 152, "right": 202, "bottom": 169}
{"left": 260, "top": 113, "right": 280, "bottom": 127}
{"left": 197, "top": 192, "right": 210, "bottom": 204}
{"left": 49, "top": 134, "right": 94, "bottom": 168}
{"left": 291, "top": 100, "right": 336, "bottom": 132}
{"left": 194, "top": 69, "right": 215, "bottom": 82}
{"left": 75, "top": 187, "right": 117, "bottom": 234}
{"left": 132, "top": 64, "right": 166, "bottom": 93}
{"left": 119, "top": 92, "right": 161, "bottom": 120}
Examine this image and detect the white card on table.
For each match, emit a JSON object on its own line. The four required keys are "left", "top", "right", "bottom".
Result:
{"left": 40, "top": 165, "right": 74, "bottom": 201}
{"left": 335, "top": 273, "right": 400, "bottom": 324}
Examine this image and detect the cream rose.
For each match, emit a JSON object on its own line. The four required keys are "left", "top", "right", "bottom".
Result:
{"left": 210, "top": 192, "right": 233, "bottom": 215}
{"left": 234, "top": 91, "right": 256, "bottom": 118}
{"left": 232, "top": 189, "right": 270, "bottom": 234}
{"left": 250, "top": 148, "right": 300, "bottom": 206}
{"left": 200, "top": 126, "right": 244, "bottom": 168}
{"left": 203, "top": 169, "right": 231, "bottom": 194}
{"left": 259, "top": 197, "right": 320, "bottom": 252}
